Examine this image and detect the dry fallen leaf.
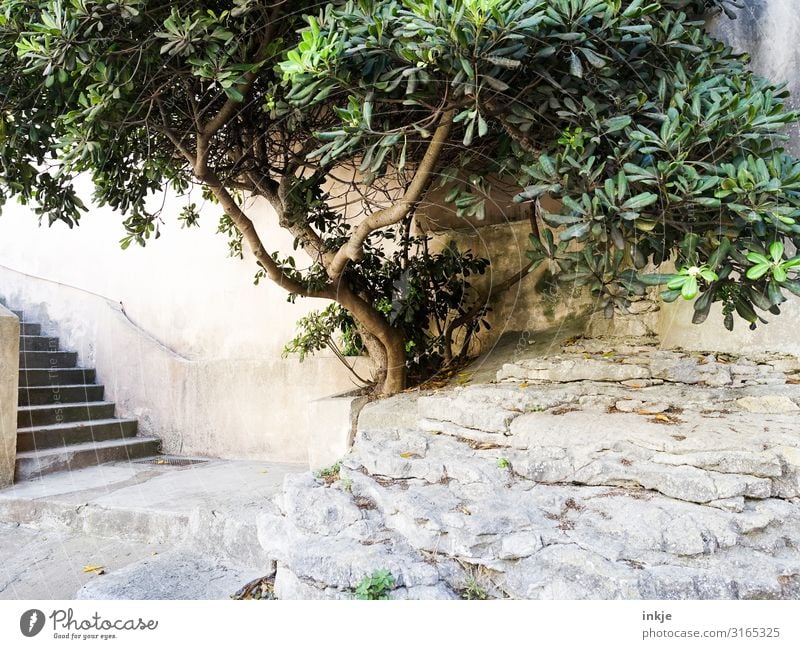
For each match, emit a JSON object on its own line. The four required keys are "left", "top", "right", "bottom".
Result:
{"left": 83, "top": 565, "right": 105, "bottom": 575}
{"left": 654, "top": 414, "right": 672, "bottom": 423}
{"left": 518, "top": 382, "right": 530, "bottom": 388}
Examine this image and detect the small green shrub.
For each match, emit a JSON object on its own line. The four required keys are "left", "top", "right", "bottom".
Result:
{"left": 497, "top": 457, "right": 511, "bottom": 470}
{"left": 354, "top": 570, "right": 396, "bottom": 600}
{"left": 461, "top": 576, "right": 489, "bottom": 601}
{"left": 316, "top": 462, "right": 341, "bottom": 485}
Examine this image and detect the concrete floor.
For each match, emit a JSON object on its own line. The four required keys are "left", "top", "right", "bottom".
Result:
{"left": 0, "top": 523, "right": 166, "bottom": 599}
{"left": 0, "top": 457, "right": 304, "bottom": 599}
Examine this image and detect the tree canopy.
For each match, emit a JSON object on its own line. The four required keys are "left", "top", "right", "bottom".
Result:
{"left": 2, "top": 0, "right": 799, "bottom": 395}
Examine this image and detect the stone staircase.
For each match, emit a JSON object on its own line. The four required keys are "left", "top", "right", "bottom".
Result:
{"left": 11, "top": 308, "right": 160, "bottom": 481}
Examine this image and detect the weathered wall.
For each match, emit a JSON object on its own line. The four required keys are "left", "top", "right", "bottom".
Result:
{"left": 433, "top": 220, "right": 593, "bottom": 355}
{"left": 0, "top": 304, "right": 19, "bottom": 486}
{"left": 708, "top": 0, "right": 800, "bottom": 148}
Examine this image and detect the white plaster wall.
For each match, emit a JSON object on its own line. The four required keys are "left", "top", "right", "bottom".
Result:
{"left": 0, "top": 179, "right": 321, "bottom": 360}
{"left": 0, "top": 180, "right": 370, "bottom": 464}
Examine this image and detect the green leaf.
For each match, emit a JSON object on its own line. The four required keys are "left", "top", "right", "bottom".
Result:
{"left": 539, "top": 154, "right": 556, "bottom": 177}
{"left": 692, "top": 289, "right": 715, "bottom": 324}
{"left": 478, "top": 114, "right": 489, "bottom": 138}
{"left": 569, "top": 52, "right": 583, "bottom": 78}
{"left": 772, "top": 265, "right": 788, "bottom": 283}
{"left": 667, "top": 275, "right": 687, "bottom": 290}
{"left": 363, "top": 98, "right": 373, "bottom": 128}
{"left": 559, "top": 222, "right": 591, "bottom": 241}
{"left": 770, "top": 240, "right": 784, "bottom": 263}
{"left": 745, "top": 251, "right": 770, "bottom": 266}
{"left": 637, "top": 273, "right": 675, "bottom": 286}
{"left": 515, "top": 184, "right": 560, "bottom": 202}
{"left": 681, "top": 276, "right": 698, "bottom": 300}
{"left": 542, "top": 212, "right": 583, "bottom": 226}
{"left": 621, "top": 193, "right": 658, "bottom": 211}
{"left": 746, "top": 263, "right": 770, "bottom": 280}
{"left": 484, "top": 76, "right": 510, "bottom": 92}
{"left": 694, "top": 197, "right": 721, "bottom": 208}
{"left": 604, "top": 116, "right": 631, "bottom": 133}
{"left": 781, "top": 279, "right": 800, "bottom": 297}
{"left": 223, "top": 86, "right": 244, "bottom": 102}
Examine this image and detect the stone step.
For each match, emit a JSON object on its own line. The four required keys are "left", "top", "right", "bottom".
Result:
{"left": 16, "top": 418, "right": 138, "bottom": 452}
{"left": 17, "top": 401, "right": 116, "bottom": 428}
{"left": 19, "top": 368, "right": 96, "bottom": 387}
{"left": 19, "top": 350, "right": 78, "bottom": 369}
{"left": 19, "top": 335, "right": 60, "bottom": 352}
{"left": 18, "top": 384, "right": 105, "bottom": 407}
{"left": 15, "top": 437, "right": 161, "bottom": 481}
{"left": 20, "top": 322, "right": 41, "bottom": 336}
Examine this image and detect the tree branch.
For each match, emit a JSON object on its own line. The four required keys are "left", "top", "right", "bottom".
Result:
{"left": 327, "top": 109, "right": 455, "bottom": 280}
{"left": 201, "top": 169, "right": 331, "bottom": 298}
{"left": 483, "top": 98, "right": 542, "bottom": 156}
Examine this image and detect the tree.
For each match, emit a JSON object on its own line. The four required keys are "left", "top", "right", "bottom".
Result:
{"left": 2, "top": 0, "right": 799, "bottom": 396}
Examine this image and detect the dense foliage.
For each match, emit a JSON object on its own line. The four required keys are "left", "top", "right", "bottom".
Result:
{"left": 283, "top": 233, "right": 490, "bottom": 384}
{"left": 1, "top": 0, "right": 798, "bottom": 395}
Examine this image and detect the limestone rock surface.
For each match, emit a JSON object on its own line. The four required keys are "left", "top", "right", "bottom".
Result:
{"left": 258, "top": 339, "right": 800, "bottom": 599}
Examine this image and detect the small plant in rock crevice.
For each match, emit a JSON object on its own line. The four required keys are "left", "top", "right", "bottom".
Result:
{"left": 316, "top": 462, "right": 341, "bottom": 485}
{"left": 354, "top": 570, "right": 396, "bottom": 600}
{"left": 461, "top": 576, "right": 490, "bottom": 601}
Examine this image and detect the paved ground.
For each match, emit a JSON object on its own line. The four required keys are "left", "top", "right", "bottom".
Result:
{"left": 0, "top": 457, "right": 303, "bottom": 599}
{"left": 0, "top": 523, "right": 165, "bottom": 599}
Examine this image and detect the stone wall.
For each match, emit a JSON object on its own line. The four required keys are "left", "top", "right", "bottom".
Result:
{"left": 0, "top": 304, "right": 19, "bottom": 486}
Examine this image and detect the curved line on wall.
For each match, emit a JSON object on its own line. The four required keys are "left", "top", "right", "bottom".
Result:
{"left": 0, "top": 261, "right": 193, "bottom": 362}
